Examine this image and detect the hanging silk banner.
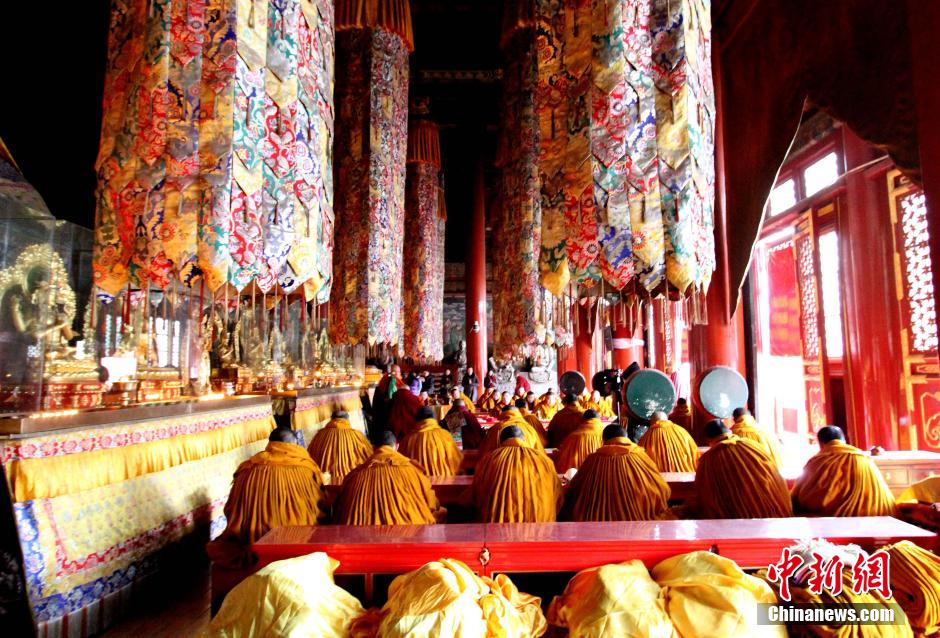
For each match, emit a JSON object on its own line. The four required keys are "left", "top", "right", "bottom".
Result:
{"left": 403, "top": 116, "right": 445, "bottom": 362}
{"left": 492, "top": 13, "right": 542, "bottom": 360}
{"left": 329, "top": 0, "right": 412, "bottom": 347}
{"left": 92, "top": 0, "right": 335, "bottom": 300}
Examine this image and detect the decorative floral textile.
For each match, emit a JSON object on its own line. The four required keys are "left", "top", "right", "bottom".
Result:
{"left": 93, "top": 0, "right": 335, "bottom": 299}
{"left": 329, "top": 26, "right": 409, "bottom": 346}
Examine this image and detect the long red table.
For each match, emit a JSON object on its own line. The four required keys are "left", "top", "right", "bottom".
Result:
{"left": 253, "top": 517, "right": 934, "bottom": 577}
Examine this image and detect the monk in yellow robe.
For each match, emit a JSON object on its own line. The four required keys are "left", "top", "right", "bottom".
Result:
{"left": 208, "top": 428, "right": 324, "bottom": 567}
{"left": 594, "top": 392, "right": 616, "bottom": 419}
{"left": 306, "top": 410, "right": 372, "bottom": 483}
{"left": 638, "top": 411, "right": 700, "bottom": 472}
{"left": 477, "top": 387, "right": 498, "bottom": 412}
{"left": 565, "top": 425, "right": 671, "bottom": 522}
{"left": 669, "top": 397, "right": 693, "bottom": 436}
{"left": 471, "top": 425, "right": 563, "bottom": 522}
{"left": 535, "top": 388, "right": 561, "bottom": 421}
{"left": 398, "top": 407, "right": 462, "bottom": 476}
{"left": 477, "top": 406, "right": 545, "bottom": 458}
{"left": 578, "top": 388, "right": 595, "bottom": 411}
{"left": 335, "top": 432, "right": 445, "bottom": 525}
{"left": 555, "top": 410, "right": 604, "bottom": 472}
{"left": 695, "top": 420, "right": 793, "bottom": 519}
{"left": 516, "top": 398, "right": 549, "bottom": 447}
{"left": 450, "top": 386, "right": 475, "bottom": 413}
{"left": 730, "top": 407, "right": 784, "bottom": 469}
{"left": 792, "top": 425, "right": 897, "bottom": 517}
{"left": 547, "top": 393, "right": 584, "bottom": 448}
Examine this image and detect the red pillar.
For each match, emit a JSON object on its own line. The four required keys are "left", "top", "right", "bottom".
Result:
{"left": 575, "top": 304, "right": 594, "bottom": 382}
{"left": 611, "top": 307, "right": 643, "bottom": 370}
{"left": 466, "top": 156, "right": 488, "bottom": 376}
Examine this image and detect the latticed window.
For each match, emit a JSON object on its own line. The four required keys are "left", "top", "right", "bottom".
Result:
{"left": 899, "top": 190, "right": 938, "bottom": 354}
{"left": 796, "top": 234, "right": 820, "bottom": 359}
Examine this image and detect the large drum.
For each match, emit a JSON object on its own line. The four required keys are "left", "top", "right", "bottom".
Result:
{"left": 559, "top": 370, "right": 586, "bottom": 397}
{"left": 621, "top": 368, "right": 677, "bottom": 420}
{"left": 694, "top": 365, "right": 749, "bottom": 418}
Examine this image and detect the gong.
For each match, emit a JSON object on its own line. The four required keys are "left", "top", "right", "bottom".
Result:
{"left": 694, "top": 365, "right": 749, "bottom": 419}
{"left": 559, "top": 370, "right": 586, "bottom": 397}
{"left": 622, "top": 369, "right": 677, "bottom": 420}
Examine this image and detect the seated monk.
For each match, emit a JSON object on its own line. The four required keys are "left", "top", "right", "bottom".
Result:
{"left": 306, "top": 410, "right": 372, "bottom": 483}
{"left": 335, "top": 431, "right": 445, "bottom": 525}
{"left": 443, "top": 398, "right": 484, "bottom": 450}
{"left": 471, "top": 425, "right": 563, "bottom": 522}
{"left": 695, "top": 420, "right": 792, "bottom": 519}
{"left": 478, "top": 406, "right": 546, "bottom": 458}
{"left": 498, "top": 390, "right": 515, "bottom": 412}
{"left": 208, "top": 427, "right": 325, "bottom": 567}
{"left": 578, "top": 388, "right": 594, "bottom": 411}
{"left": 450, "top": 386, "right": 476, "bottom": 412}
{"left": 516, "top": 398, "right": 549, "bottom": 447}
{"left": 638, "top": 411, "right": 700, "bottom": 472}
{"left": 595, "top": 392, "right": 616, "bottom": 419}
{"left": 669, "top": 397, "right": 693, "bottom": 435}
{"left": 730, "top": 407, "right": 783, "bottom": 469}
{"left": 555, "top": 410, "right": 604, "bottom": 473}
{"left": 547, "top": 393, "right": 584, "bottom": 448}
{"left": 564, "top": 425, "right": 671, "bottom": 522}
{"left": 535, "top": 388, "right": 561, "bottom": 421}
{"left": 791, "top": 425, "right": 897, "bottom": 517}
{"left": 398, "top": 407, "right": 462, "bottom": 476}
{"left": 477, "top": 387, "right": 498, "bottom": 412}
{"left": 386, "top": 388, "right": 425, "bottom": 438}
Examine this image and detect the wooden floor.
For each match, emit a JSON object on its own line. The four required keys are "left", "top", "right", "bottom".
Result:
{"left": 97, "top": 565, "right": 211, "bottom": 637}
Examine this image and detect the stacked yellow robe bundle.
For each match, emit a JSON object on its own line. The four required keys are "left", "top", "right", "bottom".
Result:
{"left": 731, "top": 414, "right": 784, "bottom": 469}
{"left": 207, "top": 553, "right": 364, "bottom": 637}
{"left": 555, "top": 417, "right": 604, "bottom": 472}
{"left": 398, "top": 418, "right": 463, "bottom": 476}
{"left": 695, "top": 434, "right": 793, "bottom": 519}
{"left": 307, "top": 417, "right": 373, "bottom": 483}
{"left": 471, "top": 438, "right": 563, "bottom": 522}
{"left": 791, "top": 440, "right": 897, "bottom": 517}
{"left": 547, "top": 404, "right": 585, "bottom": 447}
{"left": 477, "top": 410, "right": 545, "bottom": 458}
{"left": 653, "top": 551, "right": 786, "bottom": 638}
{"left": 639, "top": 419, "right": 700, "bottom": 472}
{"left": 208, "top": 441, "right": 324, "bottom": 567}
{"left": 565, "top": 437, "right": 671, "bottom": 522}
{"left": 350, "top": 558, "right": 546, "bottom": 637}
{"left": 547, "top": 560, "right": 675, "bottom": 637}
{"left": 883, "top": 540, "right": 940, "bottom": 636}
{"left": 335, "top": 445, "right": 444, "bottom": 525}
{"left": 897, "top": 475, "right": 940, "bottom": 504}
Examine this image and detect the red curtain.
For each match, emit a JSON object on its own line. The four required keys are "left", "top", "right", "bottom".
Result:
{"left": 766, "top": 245, "right": 802, "bottom": 357}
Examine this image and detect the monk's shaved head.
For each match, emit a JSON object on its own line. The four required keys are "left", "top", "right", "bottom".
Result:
{"left": 602, "top": 424, "right": 628, "bottom": 441}
{"left": 583, "top": 409, "right": 598, "bottom": 420}
{"left": 650, "top": 411, "right": 669, "bottom": 423}
{"left": 817, "top": 425, "right": 845, "bottom": 445}
{"left": 677, "top": 397, "right": 687, "bottom": 406}
{"left": 379, "top": 431, "right": 397, "bottom": 447}
{"left": 416, "top": 406, "right": 435, "bottom": 420}
{"left": 269, "top": 427, "right": 298, "bottom": 444}
{"left": 515, "top": 398, "right": 527, "bottom": 409}
{"left": 732, "top": 407, "right": 750, "bottom": 418}
{"left": 332, "top": 410, "right": 349, "bottom": 420}
{"left": 452, "top": 398, "right": 466, "bottom": 408}
{"left": 562, "top": 393, "right": 577, "bottom": 405}
{"left": 501, "top": 405, "right": 518, "bottom": 413}
{"left": 704, "top": 419, "right": 730, "bottom": 441}
{"left": 500, "top": 425, "right": 525, "bottom": 442}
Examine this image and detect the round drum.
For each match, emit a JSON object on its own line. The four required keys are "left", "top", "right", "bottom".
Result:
{"left": 559, "top": 370, "right": 586, "bottom": 397}
{"left": 622, "top": 369, "right": 677, "bottom": 420}
{"left": 695, "top": 366, "right": 749, "bottom": 418}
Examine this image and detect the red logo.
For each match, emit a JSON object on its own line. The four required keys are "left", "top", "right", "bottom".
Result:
{"left": 766, "top": 548, "right": 892, "bottom": 602}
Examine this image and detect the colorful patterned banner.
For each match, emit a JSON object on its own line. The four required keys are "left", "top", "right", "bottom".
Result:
{"left": 93, "top": 0, "right": 335, "bottom": 300}
{"left": 403, "top": 119, "right": 445, "bottom": 362}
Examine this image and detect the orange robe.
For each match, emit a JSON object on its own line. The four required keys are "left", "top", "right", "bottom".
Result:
{"left": 335, "top": 446, "right": 444, "bottom": 525}
{"left": 459, "top": 392, "right": 476, "bottom": 413}
{"left": 398, "top": 418, "right": 463, "bottom": 476}
{"left": 519, "top": 408, "right": 549, "bottom": 447}
{"left": 547, "top": 405, "right": 585, "bottom": 448}
{"left": 731, "top": 414, "right": 783, "bottom": 469}
{"left": 596, "top": 396, "right": 616, "bottom": 419}
{"left": 791, "top": 440, "right": 897, "bottom": 517}
{"left": 478, "top": 389, "right": 498, "bottom": 412}
{"left": 471, "top": 438, "right": 563, "bottom": 522}
{"left": 306, "top": 417, "right": 372, "bottom": 483}
{"left": 566, "top": 437, "right": 671, "bottom": 522}
{"left": 555, "top": 418, "right": 604, "bottom": 472}
{"left": 695, "top": 434, "right": 793, "bottom": 519}
{"left": 477, "top": 413, "right": 545, "bottom": 458}
{"left": 208, "top": 442, "right": 324, "bottom": 567}
{"left": 535, "top": 395, "right": 561, "bottom": 421}
{"left": 639, "top": 419, "right": 700, "bottom": 472}
{"left": 669, "top": 404, "right": 693, "bottom": 435}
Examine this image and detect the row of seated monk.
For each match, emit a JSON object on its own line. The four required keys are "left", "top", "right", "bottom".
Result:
{"left": 206, "top": 397, "right": 902, "bottom": 569}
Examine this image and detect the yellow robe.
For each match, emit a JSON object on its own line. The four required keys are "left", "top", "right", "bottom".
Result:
{"left": 547, "top": 560, "right": 674, "bottom": 638}
{"left": 547, "top": 405, "right": 585, "bottom": 448}
{"left": 566, "top": 438, "right": 671, "bottom": 522}
{"left": 596, "top": 396, "right": 616, "bottom": 419}
{"left": 731, "top": 415, "right": 783, "bottom": 469}
{"left": 207, "top": 553, "right": 364, "bottom": 637}
{"left": 335, "top": 446, "right": 443, "bottom": 525}
{"left": 791, "top": 440, "right": 897, "bottom": 517}
{"left": 477, "top": 413, "right": 545, "bottom": 458}
{"left": 351, "top": 559, "right": 546, "bottom": 638}
{"left": 555, "top": 418, "right": 604, "bottom": 472}
{"left": 460, "top": 392, "right": 476, "bottom": 412}
{"left": 398, "top": 418, "right": 463, "bottom": 476}
{"left": 535, "top": 394, "right": 561, "bottom": 421}
{"left": 307, "top": 417, "right": 372, "bottom": 483}
{"left": 478, "top": 389, "right": 498, "bottom": 412}
{"left": 883, "top": 540, "right": 940, "bottom": 637}
{"left": 639, "top": 420, "right": 700, "bottom": 473}
{"left": 471, "top": 438, "right": 563, "bottom": 522}
{"left": 519, "top": 408, "right": 549, "bottom": 447}
{"left": 695, "top": 434, "right": 793, "bottom": 519}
